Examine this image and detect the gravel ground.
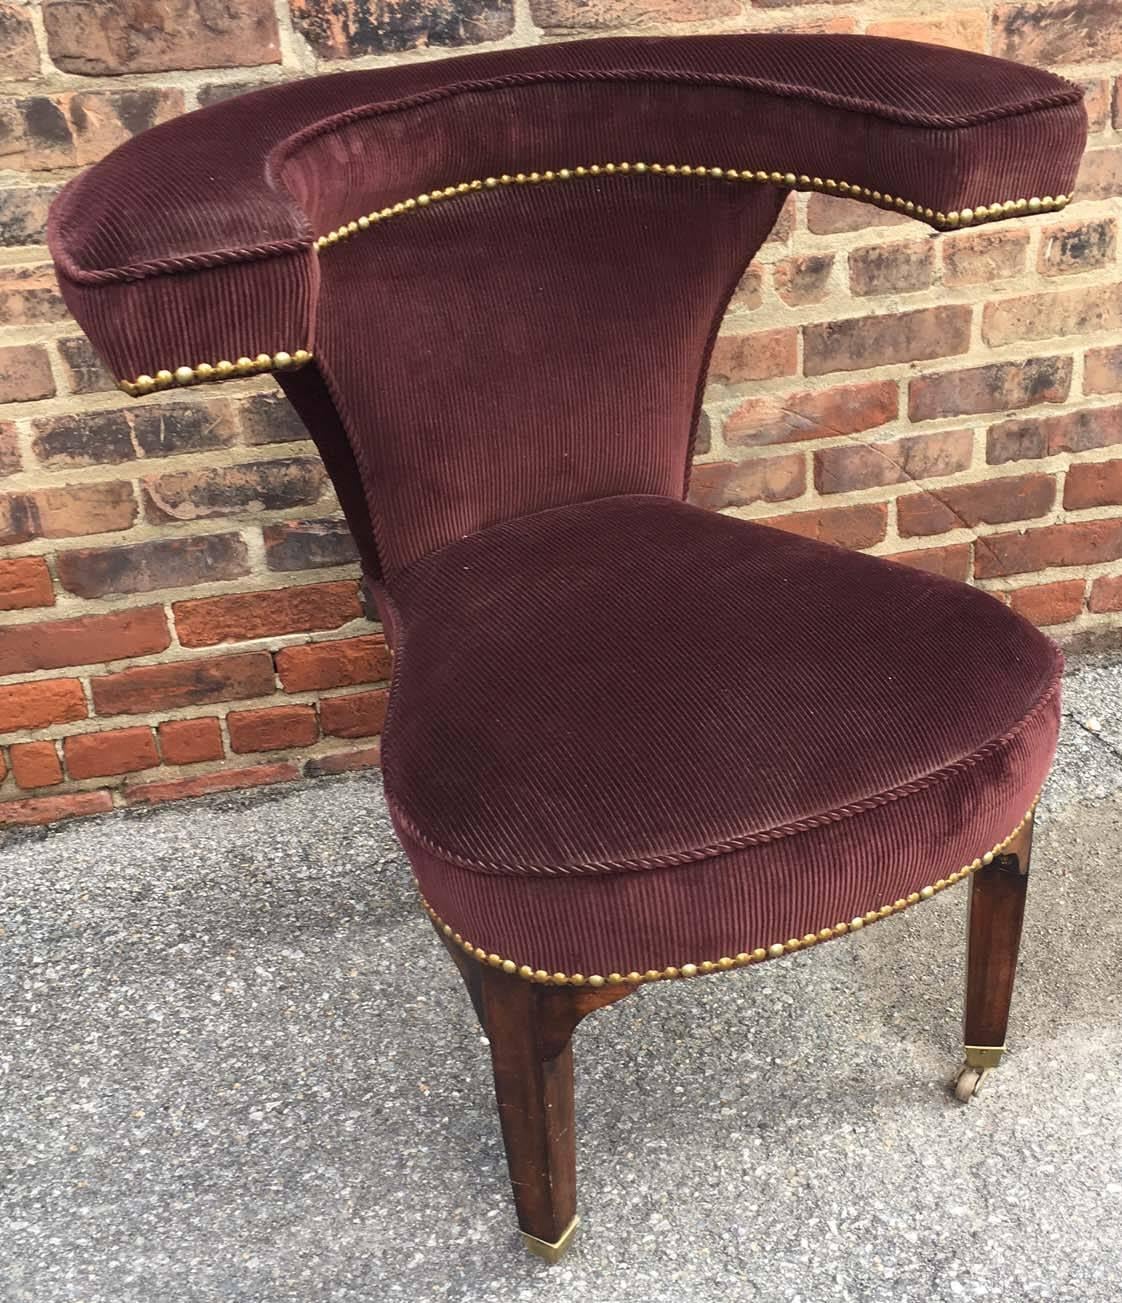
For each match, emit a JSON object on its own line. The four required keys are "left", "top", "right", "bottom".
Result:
{"left": 2, "top": 660, "right": 1121, "bottom": 1303}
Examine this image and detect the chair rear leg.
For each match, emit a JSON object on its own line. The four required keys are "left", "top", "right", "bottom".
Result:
{"left": 954, "top": 815, "right": 1034, "bottom": 1101}
{"left": 436, "top": 927, "right": 632, "bottom": 1260}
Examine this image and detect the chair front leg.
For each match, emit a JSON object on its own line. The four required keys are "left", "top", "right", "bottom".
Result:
{"left": 436, "top": 927, "right": 633, "bottom": 1260}
{"left": 954, "top": 815, "right": 1034, "bottom": 1100}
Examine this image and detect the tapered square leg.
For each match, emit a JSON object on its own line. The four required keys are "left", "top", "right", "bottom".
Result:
{"left": 436, "top": 927, "right": 632, "bottom": 1260}
{"left": 954, "top": 815, "right": 1033, "bottom": 1100}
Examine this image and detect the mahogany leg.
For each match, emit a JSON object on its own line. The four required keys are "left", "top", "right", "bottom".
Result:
{"left": 954, "top": 816, "right": 1033, "bottom": 1100}
{"left": 436, "top": 927, "right": 632, "bottom": 1261}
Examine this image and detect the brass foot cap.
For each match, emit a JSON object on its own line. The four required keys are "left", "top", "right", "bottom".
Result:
{"left": 965, "top": 1043, "right": 1006, "bottom": 1070}
{"left": 521, "top": 1215, "right": 580, "bottom": 1264}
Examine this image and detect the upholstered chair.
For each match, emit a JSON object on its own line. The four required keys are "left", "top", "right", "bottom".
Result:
{"left": 49, "top": 35, "right": 1086, "bottom": 1262}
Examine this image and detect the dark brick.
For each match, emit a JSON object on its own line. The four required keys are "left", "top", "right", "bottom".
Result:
{"left": 987, "top": 406, "right": 1122, "bottom": 464}
{"left": 143, "top": 458, "right": 327, "bottom": 523}
{"left": 848, "top": 240, "right": 935, "bottom": 296}
{"left": 909, "top": 356, "right": 1072, "bottom": 421}
{"left": 814, "top": 428, "right": 973, "bottom": 494}
{"left": 42, "top": 0, "right": 280, "bottom": 75}
{"left": 0, "top": 89, "right": 184, "bottom": 171}
{"left": 773, "top": 253, "right": 834, "bottom": 307}
{"left": 56, "top": 337, "right": 115, "bottom": 395}
{"left": 263, "top": 519, "right": 360, "bottom": 571}
{"left": 56, "top": 532, "right": 250, "bottom": 598}
{"left": 0, "top": 184, "right": 60, "bottom": 247}
{"left": 1039, "top": 218, "right": 1117, "bottom": 276}
{"left": 292, "top": 0, "right": 513, "bottom": 56}
{"left": 235, "top": 392, "right": 311, "bottom": 445}
{"left": 133, "top": 399, "right": 239, "bottom": 457}
{"left": 0, "top": 423, "right": 19, "bottom": 477}
{"left": 804, "top": 305, "right": 971, "bottom": 376}
{"left": 31, "top": 410, "right": 134, "bottom": 468}
{"left": 992, "top": 0, "right": 1122, "bottom": 64}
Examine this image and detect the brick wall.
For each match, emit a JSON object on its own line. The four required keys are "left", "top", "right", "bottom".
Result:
{"left": 1, "top": 0, "right": 1120, "bottom": 827}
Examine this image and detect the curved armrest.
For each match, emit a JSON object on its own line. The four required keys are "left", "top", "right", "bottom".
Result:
{"left": 48, "top": 33, "right": 1086, "bottom": 395}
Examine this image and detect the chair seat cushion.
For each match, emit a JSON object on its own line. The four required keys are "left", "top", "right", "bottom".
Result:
{"left": 383, "top": 494, "right": 1061, "bottom": 982}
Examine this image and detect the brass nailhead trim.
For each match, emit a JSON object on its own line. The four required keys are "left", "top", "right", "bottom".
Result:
{"left": 313, "top": 161, "right": 1070, "bottom": 250}
{"left": 423, "top": 802, "right": 1037, "bottom": 988}
{"left": 117, "top": 348, "right": 313, "bottom": 397}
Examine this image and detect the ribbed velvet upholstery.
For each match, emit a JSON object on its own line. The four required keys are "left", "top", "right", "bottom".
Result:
{"left": 387, "top": 496, "right": 1060, "bottom": 973}
{"left": 48, "top": 35, "right": 1083, "bottom": 981}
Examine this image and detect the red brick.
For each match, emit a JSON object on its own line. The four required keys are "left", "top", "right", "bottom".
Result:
{"left": 983, "top": 283, "right": 1122, "bottom": 347}
{"left": 1076, "top": 147, "right": 1122, "bottom": 202}
{"left": 0, "top": 89, "right": 184, "bottom": 171}
{"left": 974, "top": 519, "right": 1122, "bottom": 578}
{"left": 867, "top": 9, "right": 986, "bottom": 49}
{"left": 304, "top": 744, "right": 381, "bottom": 776}
{"left": 1085, "top": 345, "right": 1122, "bottom": 395}
{"left": 174, "top": 581, "right": 361, "bottom": 648}
{"left": 42, "top": 0, "right": 279, "bottom": 74}
{"left": 0, "top": 790, "right": 112, "bottom": 827}
{"left": 0, "top": 678, "right": 86, "bottom": 733}
{"left": 56, "top": 533, "right": 249, "bottom": 599}
{"left": 263, "top": 519, "right": 359, "bottom": 571}
{"left": 1039, "top": 218, "right": 1116, "bottom": 276}
{"left": 296, "top": 0, "right": 513, "bottom": 52}
{"left": 686, "top": 454, "right": 806, "bottom": 510}
{"left": 773, "top": 253, "right": 834, "bottom": 307}
{"left": 706, "top": 329, "right": 798, "bottom": 385}
{"left": 909, "top": 356, "right": 1072, "bottom": 421}
{"left": 814, "top": 428, "right": 973, "bottom": 495}
{"left": 0, "top": 344, "right": 54, "bottom": 403}
{"left": 897, "top": 473, "right": 1056, "bottom": 537}
{"left": 804, "top": 305, "right": 971, "bottom": 377}
{"left": 90, "top": 652, "right": 274, "bottom": 717}
{"left": 9, "top": 741, "right": 63, "bottom": 789}
{"left": 885, "top": 544, "right": 972, "bottom": 582}
{"left": 806, "top": 194, "right": 911, "bottom": 235}
{"left": 227, "top": 704, "right": 319, "bottom": 754}
{"left": 0, "top": 2, "right": 38, "bottom": 75}
{"left": 758, "top": 503, "right": 888, "bottom": 550}
{"left": 0, "top": 606, "right": 169, "bottom": 676}
{"left": 1, "top": 481, "right": 138, "bottom": 546}
{"left": 158, "top": 716, "right": 223, "bottom": 765}
{"left": 941, "top": 228, "right": 1029, "bottom": 287}
{"left": 124, "top": 761, "right": 298, "bottom": 807}
{"left": 1009, "top": 579, "right": 1086, "bottom": 626}
{"left": 725, "top": 380, "right": 897, "bottom": 447}
{"left": 987, "top": 406, "right": 1122, "bottom": 465}
{"left": 0, "top": 557, "right": 54, "bottom": 612}
{"left": 143, "top": 458, "right": 327, "bottom": 523}
{"left": 65, "top": 726, "right": 158, "bottom": 779}
{"left": 1089, "top": 574, "right": 1122, "bottom": 612}
{"left": 992, "top": 0, "right": 1122, "bottom": 63}
{"left": 0, "top": 264, "right": 68, "bottom": 326}
{"left": 848, "top": 241, "right": 934, "bottom": 296}
{"left": 276, "top": 635, "right": 392, "bottom": 693}
{"left": 320, "top": 689, "right": 389, "bottom": 738}
{"left": 1064, "top": 459, "right": 1122, "bottom": 510}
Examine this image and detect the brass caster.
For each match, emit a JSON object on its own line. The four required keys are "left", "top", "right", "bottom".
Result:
{"left": 521, "top": 1214, "right": 580, "bottom": 1264}
{"left": 952, "top": 1063, "right": 990, "bottom": 1102}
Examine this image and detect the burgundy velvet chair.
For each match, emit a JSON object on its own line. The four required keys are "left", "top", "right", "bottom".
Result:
{"left": 49, "top": 34, "right": 1086, "bottom": 1262}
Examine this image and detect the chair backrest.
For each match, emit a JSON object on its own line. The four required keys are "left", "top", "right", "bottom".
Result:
{"left": 49, "top": 36, "right": 1086, "bottom": 583}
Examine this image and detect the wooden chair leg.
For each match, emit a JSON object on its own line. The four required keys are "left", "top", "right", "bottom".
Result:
{"left": 436, "top": 927, "right": 632, "bottom": 1261}
{"left": 954, "top": 815, "right": 1033, "bottom": 1101}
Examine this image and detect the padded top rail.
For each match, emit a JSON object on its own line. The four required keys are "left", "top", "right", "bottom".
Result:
{"left": 47, "top": 34, "right": 1086, "bottom": 393}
